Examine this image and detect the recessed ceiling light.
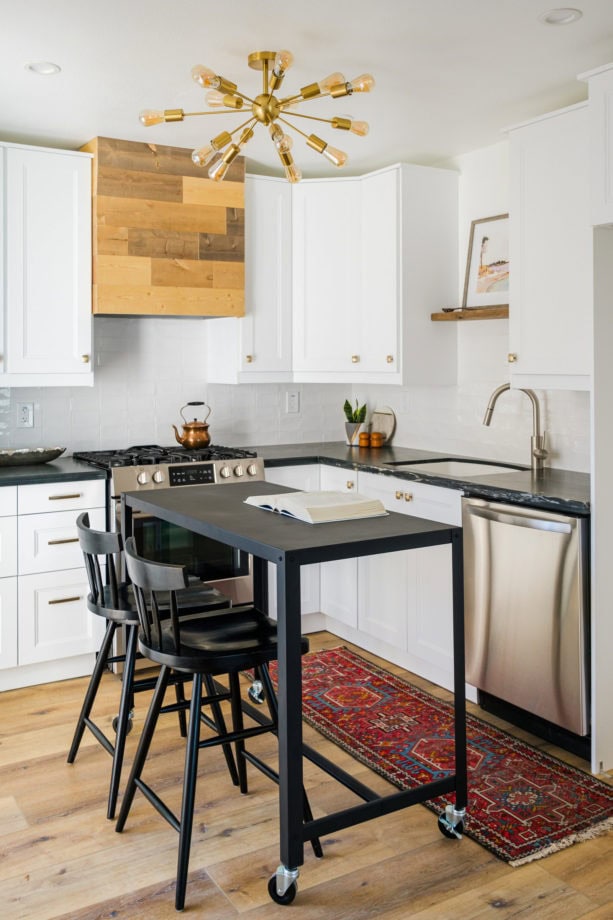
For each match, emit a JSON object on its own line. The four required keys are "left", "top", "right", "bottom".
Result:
{"left": 25, "top": 61, "right": 61, "bottom": 75}
{"left": 539, "top": 8, "right": 583, "bottom": 25}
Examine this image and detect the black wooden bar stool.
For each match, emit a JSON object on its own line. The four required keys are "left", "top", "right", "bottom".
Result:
{"left": 116, "top": 537, "right": 322, "bottom": 912}
{"left": 68, "top": 512, "right": 237, "bottom": 820}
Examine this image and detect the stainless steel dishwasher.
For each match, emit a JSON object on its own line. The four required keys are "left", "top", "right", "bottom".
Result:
{"left": 462, "top": 497, "right": 590, "bottom": 736}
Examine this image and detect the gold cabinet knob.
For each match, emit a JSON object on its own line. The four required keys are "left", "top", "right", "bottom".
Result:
{"left": 404, "top": 492, "right": 413, "bottom": 502}
{"left": 386, "top": 355, "right": 394, "bottom": 364}
{"left": 81, "top": 354, "right": 90, "bottom": 363}
{"left": 351, "top": 355, "right": 360, "bottom": 363}
{"left": 346, "top": 480, "right": 355, "bottom": 490}
{"left": 507, "top": 353, "right": 518, "bottom": 363}
{"left": 395, "top": 490, "right": 404, "bottom": 500}
{"left": 245, "top": 354, "right": 253, "bottom": 363}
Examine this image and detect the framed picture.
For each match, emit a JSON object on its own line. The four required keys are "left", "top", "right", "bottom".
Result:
{"left": 462, "top": 213, "right": 509, "bottom": 309}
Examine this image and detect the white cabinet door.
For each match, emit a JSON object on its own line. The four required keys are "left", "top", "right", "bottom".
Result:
{"left": 292, "top": 178, "right": 361, "bottom": 376}
{"left": 579, "top": 62, "right": 613, "bottom": 226}
{"left": 0, "top": 577, "right": 18, "bottom": 669}
{"left": 264, "top": 463, "right": 320, "bottom": 615}
{"left": 18, "top": 569, "right": 98, "bottom": 665}
{"left": 357, "top": 470, "right": 457, "bottom": 685}
{"left": 2, "top": 143, "right": 93, "bottom": 386}
{"left": 206, "top": 175, "right": 293, "bottom": 383}
{"left": 319, "top": 465, "right": 358, "bottom": 626}
{"left": 18, "top": 507, "right": 105, "bottom": 575}
{"left": 359, "top": 168, "right": 400, "bottom": 377}
{"left": 508, "top": 104, "right": 592, "bottom": 390}
{"left": 0, "top": 516, "right": 17, "bottom": 578}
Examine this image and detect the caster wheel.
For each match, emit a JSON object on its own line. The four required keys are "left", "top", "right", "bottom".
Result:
{"left": 437, "top": 813, "right": 464, "bottom": 839}
{"left": 268, "top": 875, "right": 297, "bottom": 905}
{"left": 248, "top": 681, "right": 265, "bottom": 705}
{"left": 112, "top": 714, "right": 133, "bottom": 734}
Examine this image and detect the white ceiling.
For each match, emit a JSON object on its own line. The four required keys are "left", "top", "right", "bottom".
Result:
{"left": 2, "top": 0, "right": 613, "bottom": 178}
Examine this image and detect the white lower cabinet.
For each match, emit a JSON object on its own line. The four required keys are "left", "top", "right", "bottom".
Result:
{"left": 264, "top": 464, "right": 321, "bottom": 617}
{"left": 319, "top": 465, "right": 358, "bottom": 627}
{"left": 0, "top": 478, "right": 106, "bottom": 689}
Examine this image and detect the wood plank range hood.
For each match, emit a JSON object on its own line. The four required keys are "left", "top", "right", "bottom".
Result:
{"left": 81, "top": 137, "right": 245, "bottom": 317}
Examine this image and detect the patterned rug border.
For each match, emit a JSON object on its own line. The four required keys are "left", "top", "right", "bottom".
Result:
{"left": 285, "top": 646, "right": 613, "bottom": 867}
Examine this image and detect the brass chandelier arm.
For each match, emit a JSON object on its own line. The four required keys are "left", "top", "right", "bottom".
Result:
{"left": 278, "top": 110, "right": 340, "bottom": 126}
{"left": 276, "top": 116, "right": 312, "bottom": 141}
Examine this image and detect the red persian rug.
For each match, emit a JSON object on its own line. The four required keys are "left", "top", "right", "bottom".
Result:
{"left": 285, "top": 646, "right": 613, "bottom": 866}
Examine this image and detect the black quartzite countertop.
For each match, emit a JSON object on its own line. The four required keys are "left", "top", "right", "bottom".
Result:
{"left": 250, "top": 441, "right": 590, "bottom": 515}
{"left": 0, "top": 457, "right": 107, "bottom": 487}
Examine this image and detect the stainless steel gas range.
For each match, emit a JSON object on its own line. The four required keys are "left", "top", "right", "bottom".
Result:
{"left": 74, "top": 444, "right": 265, "bottom": 605}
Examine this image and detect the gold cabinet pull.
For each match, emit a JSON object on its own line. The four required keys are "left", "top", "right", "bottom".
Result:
{"left": 47, "top": 537, "right": 79, "bottom": 546}
{"left": 49, "top": 493, "right": 82, "bottom": 501}
{"left": 351, "top": 355, "right": 360, "bottom": 363}
{"left": 395, "top": 490, "right": 404, "bottom": 500}
{"left": 49, "top": 596, "right": 82, "bottom": 605}
{"left": 346, "top": 480, "right": 355, "bottom": 490}
{"left": 404, "top": 493, "right": 413, "bottom": 502}
{"left": 81, "top": 354, "right": 90, "bottom": 363}
{"left": 507, "top": 353, "right": 518, "bottom": 363}
{"left": 245, "top": 354, "right": 253, "bottom": 363}
{"left": 386, "top": 355, "right": 394, "bottom": 363}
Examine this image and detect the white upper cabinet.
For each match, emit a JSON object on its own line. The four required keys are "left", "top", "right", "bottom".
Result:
{"left": 579, "top": 62, "right": 613, "bottom": 227}
{"left": 0, "top": 142, "right": 93, "bottom": 386}
{"left": 292, "top": 164, "right": 458, "bottom": 385}
{"left": 507, "top": 103, "right": 592, "bottom": 391}
{"left": 208, "top": 163, "right": 458, "bottom": 386}
{"left": 206, "top": 175, "right": 293, "bottom": 383}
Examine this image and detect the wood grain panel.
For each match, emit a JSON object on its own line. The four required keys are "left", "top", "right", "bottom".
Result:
{"left": 94, "top": 283, "right": 244, "bottom": 316}
{"left": 128, "top": 229, "right": 199, "bottom": 260}
{"left": 97, "top": 165, "right": 183, "bottom": 202}
{"left": 97, "top": 196, "right": 228, "bottom": 235}
{"left": 83, "top": 136, "right": 245, "bottom": 316}
{"left": 95, "top": 255, "right": 151, "bottom": 286}
{"left": 183, "top": 175, "right": 244, "bottom": 208}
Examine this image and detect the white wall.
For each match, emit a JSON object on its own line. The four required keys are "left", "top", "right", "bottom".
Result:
{"left": 0, "top": 140, "right": 591, "bottom": 470}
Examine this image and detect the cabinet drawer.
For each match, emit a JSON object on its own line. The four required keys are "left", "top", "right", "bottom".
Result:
{"left": 18, "top": 569, "right": 99, "bottom": 665}
{"left": 18, "top": 479, "right": 105, "bottom": 515}
{"left": 358, "top": 471, "right": 462, "bottom": 526}
{"left": 18, "top": 507, "right": 105, "bottom": 574}
{"left": 0, "top": 487, "right": 17, "bottom": 517}
{"left": 0, "top": 516, "right": 18, "bottom": 577}
{"left": 0, "top": 577, "right": 18, "bottom": 669}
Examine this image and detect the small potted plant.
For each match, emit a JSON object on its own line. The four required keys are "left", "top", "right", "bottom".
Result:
{"left": 343, "top": 399, "right": 367, "bottom": 446}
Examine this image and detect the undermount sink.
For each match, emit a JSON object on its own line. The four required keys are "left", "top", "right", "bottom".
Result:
{"left": 385, "top": 459, "right": 528, "bottom": 478}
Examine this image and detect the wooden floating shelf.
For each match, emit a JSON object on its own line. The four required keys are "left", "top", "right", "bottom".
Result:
{"left": 431, "top": 306, "right": 509, "bottom": 322}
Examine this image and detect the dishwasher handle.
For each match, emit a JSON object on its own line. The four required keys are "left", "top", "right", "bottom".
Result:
{"left": 465, "top": 503, "right": 572, "bottom": 535}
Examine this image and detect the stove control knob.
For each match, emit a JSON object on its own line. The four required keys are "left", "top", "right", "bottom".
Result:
{"left": 219, "top": 465, "right": 232, "bottom": 479}
{"left": 247, "top": 463, "right": 259, "bottom": 477}
{"left": 233, "top": 464, "right": 245, "bottom": 477}
{"left": 152, "top": 470, "right": 166, "bottom": 484}
{"left": 137, "top": 471, "right": 150, "bottom": 485}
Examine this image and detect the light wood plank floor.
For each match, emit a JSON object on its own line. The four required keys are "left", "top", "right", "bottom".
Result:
{"left": 0, "top": 631, "right": 611, "bottom": 919}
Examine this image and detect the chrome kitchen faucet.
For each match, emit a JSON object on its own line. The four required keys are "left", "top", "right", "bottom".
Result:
{"left": 483, "top": 383, "right": 548, "bottom": 473}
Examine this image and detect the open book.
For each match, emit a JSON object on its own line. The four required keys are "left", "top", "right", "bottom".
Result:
{"left": 244, "top": 490, "right": 388, "bottom": 524}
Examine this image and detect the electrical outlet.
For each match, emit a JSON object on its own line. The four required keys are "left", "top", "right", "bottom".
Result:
{"left": 16, "top": 402, "right": 34, "bottom": 428}
{"left": 285, "top": 390, "right": 300, "bottom": 414}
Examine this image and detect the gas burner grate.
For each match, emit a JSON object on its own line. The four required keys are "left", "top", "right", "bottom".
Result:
{"left": 73, "top": 444, "right": 257, "bottom": 470}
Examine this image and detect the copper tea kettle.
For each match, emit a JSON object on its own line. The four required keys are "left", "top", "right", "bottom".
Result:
{"left": 172, "top": 401, "right": 211, "bottom": 449}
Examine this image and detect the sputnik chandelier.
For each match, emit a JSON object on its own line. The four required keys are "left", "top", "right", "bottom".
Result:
{"left": 139, "top": 50, "right": 374, "bottom": 182}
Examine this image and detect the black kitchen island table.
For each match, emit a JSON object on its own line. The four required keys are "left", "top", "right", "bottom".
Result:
{"left": 121, "top": 480, "right": 467, "bottom": 904}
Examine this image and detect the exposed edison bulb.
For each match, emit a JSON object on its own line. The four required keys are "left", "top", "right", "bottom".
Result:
{"left": 322, "top": 145, "right": 348, "bottom": 167}
{"left": 206, "top": 90, "right": 227, "bottom": 107}
{"left": 348, "top": 73, "right": 375, "bottom": 93}
{"left": 269, "top": 124, "right": 293, "bottom": 153}
{"left": 191, "top": 64, "right": 220, "bottom": 89}
{"left": 274, "top": 49, "right": 294, "bottom": 75}
{"left": 139, "top": 109, "right": 165, "bottom": 127}
{"left": 348, "top": 119, "right": 369, "bottom": 136}
{"left": 285, "top": 162, "right": 302, "bottom": 183}
{"left": 191, "top": 144, "right": 217, "bottom": 167}
{"left": 208, "top": 155, "right": 228, "bottom": 181}
{"left": 269, "top": 124, "right": 284, "bottom": 144}
{"left": 318, "top": 72, "right": 345, "bottom": 93}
